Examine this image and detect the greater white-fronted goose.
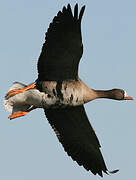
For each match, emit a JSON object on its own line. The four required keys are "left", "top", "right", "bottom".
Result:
{"left": 5, "top": 4, "right": 133, "bottom": 177}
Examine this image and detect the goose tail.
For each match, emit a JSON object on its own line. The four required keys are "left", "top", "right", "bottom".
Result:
{"left": 4, "top": 82, "right": 31, "bottom": 114}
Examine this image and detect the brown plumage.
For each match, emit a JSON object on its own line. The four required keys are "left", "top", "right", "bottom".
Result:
{"left": 5, "top": 3, "right": 133, "bottom": 177}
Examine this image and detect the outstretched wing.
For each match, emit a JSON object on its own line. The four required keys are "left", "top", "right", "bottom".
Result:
{"left": 44, "top": 105, "right": 108, "bottom": 177}
{"left": 37, "top": 4, "right": 85, "bottom": 81}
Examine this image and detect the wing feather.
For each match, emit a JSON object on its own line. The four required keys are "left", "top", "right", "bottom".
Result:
{"left": 44, "top": 105, "right": 108, "bottom": 176}
{"left": 37, "top": 4, "right": 85, "bottom": 81}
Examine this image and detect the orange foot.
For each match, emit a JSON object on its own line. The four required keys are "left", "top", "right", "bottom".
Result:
{"left": 7, "top": 83, "right": 36, "bottom": 97}
{"left": 9, "top": 106, "right": 37, "bottom": 120}
{"left": 9, "top": 111, "right": 29, "bottom": 120}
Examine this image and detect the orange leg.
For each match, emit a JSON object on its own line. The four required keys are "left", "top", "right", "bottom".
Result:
{"left": 7, "top": 83, "right": 36, "bottom": 97}
{"left": 9, "top": 106, "right": 37, "bottom": 120}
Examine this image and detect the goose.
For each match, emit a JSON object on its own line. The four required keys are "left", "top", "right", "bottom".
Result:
{"left": 4, "top": 4, "right": 133, "bottom": 177}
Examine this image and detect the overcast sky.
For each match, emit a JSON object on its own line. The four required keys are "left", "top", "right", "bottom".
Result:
{"left": 1, "top": 0, "right": 136, "bottom": 180}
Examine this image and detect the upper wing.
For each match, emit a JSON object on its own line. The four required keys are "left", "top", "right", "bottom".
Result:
{"left": 37, "top": 4, "right": 85, "bottom": 81}
{"left": 44, "top": 105, "right": 108, "bottom": 177}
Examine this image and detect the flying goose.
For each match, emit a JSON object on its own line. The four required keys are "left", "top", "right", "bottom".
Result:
{"left": 5, "top": 4, "right": 133, "bottom": 177}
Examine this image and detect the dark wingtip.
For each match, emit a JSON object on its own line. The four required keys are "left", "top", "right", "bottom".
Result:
{"left": 98, "top": 171, "right": 103, "bottom": 177}
{"left": 67, "top": 4, "right": 71, "bottom": 9}
{"left": 74, "top": 3, "right": 78, "bottom": 19}
{"left": 79, "top": 5, "right": 86, "bottom": 22}
{"left": 67, "top": 4, "right": 72, "bottom": 17}
{"left": 102, "top": 169, "right": 119, "bottom": 177}
{"left": 109, "top": 169, "right": 119, "bottom": 174}
{"left": 62, "top": 6, "right": 67, "bottom": 13}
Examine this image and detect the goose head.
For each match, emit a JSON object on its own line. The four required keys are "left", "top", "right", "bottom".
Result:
{"left": 108, "top": 89, "right": 134, "bottom": 100}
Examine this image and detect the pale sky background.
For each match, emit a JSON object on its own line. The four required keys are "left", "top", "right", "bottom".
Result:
{"left": 0, "top": 0, "right": 136, "bottom": 179}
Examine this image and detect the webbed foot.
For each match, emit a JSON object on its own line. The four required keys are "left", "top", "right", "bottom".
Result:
{"left": 7, "top": 83, "right": 36, "bottom": 97}
{"left": 9, "top": 106, "right": 37, "bottom": 120}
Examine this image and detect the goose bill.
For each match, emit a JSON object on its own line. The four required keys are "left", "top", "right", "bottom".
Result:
{"left": 124, "top": 92, "right": 134, "bottom": 100}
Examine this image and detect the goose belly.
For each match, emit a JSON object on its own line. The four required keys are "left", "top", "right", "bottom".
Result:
{"left": 41, "top": 87, "right": 84, "bottom": 108}
{"left": 39, "top": 80, "right": 85, "bottom": 108}
{"left": 62, "top": 87, "right": 84, "bottom": 106}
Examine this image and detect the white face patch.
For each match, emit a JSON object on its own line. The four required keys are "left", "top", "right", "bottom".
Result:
{"left": 124, "top": 91, "right": 128, "bottom": 98}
